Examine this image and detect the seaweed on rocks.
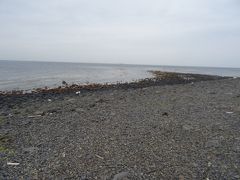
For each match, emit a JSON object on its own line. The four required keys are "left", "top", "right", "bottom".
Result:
{"left": 0, "top": 71, "right": 229, "bottom": 97}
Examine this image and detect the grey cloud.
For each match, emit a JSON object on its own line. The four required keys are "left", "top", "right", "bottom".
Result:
{"left": 0, "top": 0, "right": 240, "bottom": 67}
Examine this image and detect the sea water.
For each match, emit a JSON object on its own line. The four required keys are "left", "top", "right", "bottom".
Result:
{"left": 0, "top": 60, "right": 240, "bottom": 91}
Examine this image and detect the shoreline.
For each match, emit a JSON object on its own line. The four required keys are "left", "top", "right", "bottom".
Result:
{"left": 0, "top": 71, "right": 230, "bottom": 96}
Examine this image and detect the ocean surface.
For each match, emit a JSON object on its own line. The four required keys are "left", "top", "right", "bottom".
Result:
{"left": 0, "top": 60, "right": 240, "bottom": 91}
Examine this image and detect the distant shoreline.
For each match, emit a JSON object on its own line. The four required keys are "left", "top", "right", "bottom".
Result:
{"left": 1, "top": 59, "right": 240, "bottom": 69}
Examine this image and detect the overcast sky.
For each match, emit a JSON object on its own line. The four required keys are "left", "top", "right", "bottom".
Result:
{"left": 0, "top": 0, "right": 240, "bottom": 67}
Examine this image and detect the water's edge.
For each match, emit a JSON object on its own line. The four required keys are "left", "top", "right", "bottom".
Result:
{"left": 0, "top": 71, "right": 231, "bottom": 96}
{"left": 0, "top": 60, "right": 239, "bottom": 91}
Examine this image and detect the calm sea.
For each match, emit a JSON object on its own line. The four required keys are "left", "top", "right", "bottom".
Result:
{"left": 0, "top": 60, "right": 240, "bottom": 91}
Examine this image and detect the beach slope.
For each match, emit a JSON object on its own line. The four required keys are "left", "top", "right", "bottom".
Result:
{"left": 0, "top": 74, "right": 240, "bottom": 179}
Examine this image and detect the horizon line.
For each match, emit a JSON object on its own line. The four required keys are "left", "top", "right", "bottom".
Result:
{"left": 0, "top": 59, "right": 239, "bottom": 69}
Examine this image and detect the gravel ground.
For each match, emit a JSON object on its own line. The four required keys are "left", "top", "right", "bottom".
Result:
{"left": 1, "top": 77, "right": 240, "bottom": 179}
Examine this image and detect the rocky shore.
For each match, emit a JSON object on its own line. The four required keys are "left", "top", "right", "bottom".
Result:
{"left": 1, "top": 72, "right": 240, "bottom": 179}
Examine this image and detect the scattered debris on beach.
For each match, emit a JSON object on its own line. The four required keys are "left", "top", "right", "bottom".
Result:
{"left": 7, "top": 162, "right": 20, "bottom": 166}
{"left": 1, "top": 72, "right": 239, "bottom": 179}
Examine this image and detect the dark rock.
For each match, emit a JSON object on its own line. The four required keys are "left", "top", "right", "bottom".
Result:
{"left": 62, "top": 81, "right": 68, "bottom": 86}
{"left": 89, "top": 104, "right": 96, "bottom": 108}
{"left": 0, "top": 112, "right": 8, "bottom": 116}
{"left": 162, "top": 112, "right": 169, "bottom": 116}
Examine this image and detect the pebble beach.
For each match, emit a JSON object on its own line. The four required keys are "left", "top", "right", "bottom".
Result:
{"left": 0, "top": 72, "right": 240, "bottom": 179}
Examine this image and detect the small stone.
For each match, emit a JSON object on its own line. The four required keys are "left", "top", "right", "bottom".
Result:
{"left": 23, "top": 147, "right": 39, "bottom": 154}
{"left": 234, "top": 175, "right": 240, "bottom": 179}
{"left": 28, "top": 115, "right": 41, "bottom": 118}
{"left": 76, "top": 91, "right": 81, "bottom": 95}
{"left": 192, "top": 163, "right": 198, "bottom": 167}
{"left": 110, "top": 112, "right": 116, "bottom": 116}
{"left": 179, "top": 175, "right": 184, "bottom": 180}
{"left": 62, "top": 80, "right": 68, "bottom": 86}
{"left": 96, "top": 98, "right": 105, "bottom": 103}
{"left": 47, "top": 109, "right": 58, "bottom": 113}
{"left": 23, "top": 120, "right": 32, "bottom": 126}
{"left": 205, "top": 139, "right": 220, "bottom": 148}
{"left": 183, "top": 125, "right": 193, "bottom": 131}
{"left": 162, "top": 112, "right": 168, "bottom": 116}
{"left": 67, "top": 98, "right": 75, "bottom": 103}
{"left": 89, "top": 104, "right": 96, "bottom": 108}
{"left": 95, "top": 154, "right": 104, "bottom": 159}
{"left": 113, "top": 171, "right": 129, "bottom": 180}
{"left": 0, "top": 112, "right": 8, "bottom": 116}
{"left": 76, "top": 108, "right": 85, "bottom": 113}
{"left": 34, "top": 111, "right": 44, "bottom": 116}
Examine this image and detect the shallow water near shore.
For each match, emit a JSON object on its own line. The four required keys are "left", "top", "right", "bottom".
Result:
{"left": 0, "top": 60, "right": 240, "bottom": 91}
